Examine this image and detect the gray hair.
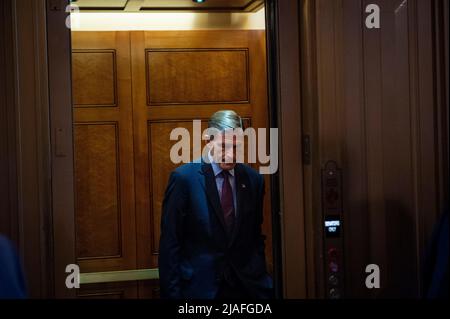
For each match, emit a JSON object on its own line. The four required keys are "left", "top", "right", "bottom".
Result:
{"left": 208, "top": 110, "right": 243, "bottom": 132}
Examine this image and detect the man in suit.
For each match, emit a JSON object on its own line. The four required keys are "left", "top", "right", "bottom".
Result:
{"left": 159, "top": 110, "right": 273, "bottom": 299}
{"left": 0, "top": 235, "right": 27, "bottom": 299}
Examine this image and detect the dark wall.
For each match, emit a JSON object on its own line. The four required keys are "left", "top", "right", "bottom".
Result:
{"left": 301, "top": 0, "right": 449, "bottom": 298}
{"left": 0, "top": 0, "right": 55, "bottom": 298}
{"left": 0, "top": 0, "right": 18, "bottom": 243}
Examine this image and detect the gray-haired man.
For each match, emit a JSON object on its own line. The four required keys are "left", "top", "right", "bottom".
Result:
{"left": 159, "top": 110, "right": 273, "bottom": 299}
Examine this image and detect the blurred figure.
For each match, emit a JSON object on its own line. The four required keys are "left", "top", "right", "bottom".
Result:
{"left": 422, "top": 207, "right": 449, "bottom": 299}
{"left": 0, "top": 235, "right": 27, "bottom": 299}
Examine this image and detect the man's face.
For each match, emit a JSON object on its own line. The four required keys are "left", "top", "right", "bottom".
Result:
{"left": 209, "top": 132, "right": 239, "bottom": 171}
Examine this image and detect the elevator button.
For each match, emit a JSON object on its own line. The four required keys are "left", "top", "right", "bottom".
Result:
{"left": 329, "top": 261, "right": 339, "bottom": 273}
{"left": 328, "top": 274, "right": 339, "bottom": 286}
{"left": 328, "top": 248, "right": 338, "bottom": 260}
{"left": 329, "top": 288, "right": 341, "bottom": 299}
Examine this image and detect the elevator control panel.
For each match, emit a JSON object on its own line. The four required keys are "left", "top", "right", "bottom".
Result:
{"left": 321, "top": 161, "right": 344, "bottom": 299}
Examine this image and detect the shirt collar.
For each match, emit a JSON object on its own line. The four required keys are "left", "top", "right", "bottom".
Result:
{"left": 208, "top": 150, "right": 235, "bottom": 177}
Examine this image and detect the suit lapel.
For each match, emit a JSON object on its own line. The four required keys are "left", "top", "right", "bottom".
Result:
{"left": 199, "top": 161, "right": 228, "bottom": 235}
{"left": 229, "top": 164, "right": 250, "bottom": 246}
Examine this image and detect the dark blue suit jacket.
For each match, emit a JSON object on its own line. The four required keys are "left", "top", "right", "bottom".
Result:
{"left": 0, "top": 235, "right": 27, "bottom": 299}
{"left": 159, "top": 160, "right": 273, "bottom": 299}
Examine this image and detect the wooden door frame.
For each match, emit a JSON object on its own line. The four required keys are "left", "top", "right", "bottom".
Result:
{"left": 46, "top": 0, "right": 77, "bottom": 298}
{"left": 40, "top": 0, "right": 448, "bottom": 299}
{"left": 40, "top": 0, "right": 310, "bottom": 298}
{"left": 265, "top": 0, "right": 309, "bottom": 298}
{"left": 2, "top": 0, "right": 73, "bottom": 298}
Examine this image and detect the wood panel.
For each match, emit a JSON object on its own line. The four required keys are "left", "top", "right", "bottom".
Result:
{"left": 146, "top": 49, "right": 249, "bottom": 105}
{"left": 338, "top": 0, "right": 370, "bottom": 299}
{"left": 379, "top": 0, "right": 416, "bottom": 297}
{"left": 72, "top": 50, "right": 117, "bottom": 107}
{"left": 302, "top": 0, "right": 449, "bottom": 298}
{"left": 72, "top": 32, "right": 136, "bottom": 275}
{"left": 75, "top": 123, "right": 122, "bottom": 259}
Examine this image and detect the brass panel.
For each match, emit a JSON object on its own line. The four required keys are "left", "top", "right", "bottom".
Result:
{"left": 80, "top": 268, "right": 160, "bottom": 284}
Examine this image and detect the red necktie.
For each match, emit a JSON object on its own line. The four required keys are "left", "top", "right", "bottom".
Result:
{"left": 220, "top": 171, "right": 235, "bottom": 233}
